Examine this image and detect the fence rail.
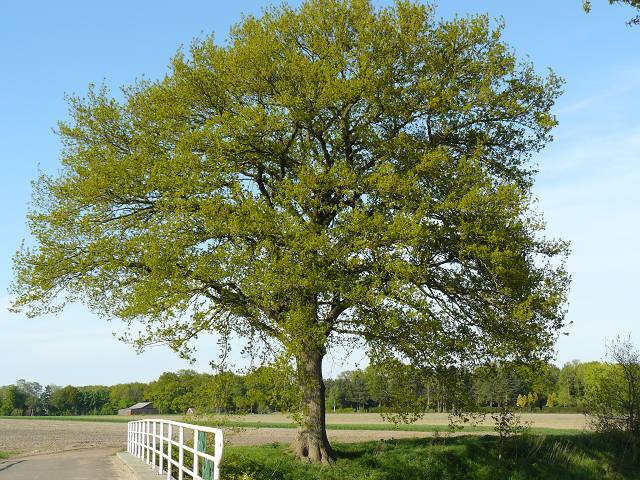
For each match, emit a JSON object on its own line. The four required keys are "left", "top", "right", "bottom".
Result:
{"left": 127, "top": 418, "right": 223, "bottom": 480}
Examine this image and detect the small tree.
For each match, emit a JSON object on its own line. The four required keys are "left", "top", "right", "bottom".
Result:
{"left": 41, "top": 385, "right": 60, "bottom": 415}
{"left": 584, "top": 335, "right": 640, "bottom": 444}
{"left": 108, "top": 383, "right": 146, "bottom": 411}
{"left": 473, "top": 363, "right": 523, "bottom": 409}
{"left": 545, "top": 392, "right": 559, "bottom": 408}
{"left": 16, "top": 379, "right": 43, "bottom": 416}
{"left": 491, "top": 402, "right": 530, "bottom": 460}
{"left": 325, "top": 383, "right": 342, "bottom": 413}
{"left": 50, "top": 385, "right": 81, "bottom": 415}
{"left": 1, "top": 386, "right": 26, "bottom": 416}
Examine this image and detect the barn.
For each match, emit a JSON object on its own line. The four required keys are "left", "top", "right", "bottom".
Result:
{"left": 118, "top": 401, "right": 158, "bottom": 416}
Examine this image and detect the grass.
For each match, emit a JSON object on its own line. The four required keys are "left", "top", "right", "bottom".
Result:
{"left": 221, "top": 434, "right": 640, "bottom": 480}
{"left": 0, "top": 415, "right": 582, "bottom": 435}
{"left": 1, "top": 415, "right": 635, "bottom": 477}
{"left": 0, "top": 451, "right": 13, "bottom": 459}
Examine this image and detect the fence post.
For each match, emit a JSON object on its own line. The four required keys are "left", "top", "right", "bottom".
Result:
{"left": 193, "top": 429, "right": 199, "bottom": 479}
{"left": 159, "top": 421, "right": 164, "bottom": 474}
{"left": 167, "top": 423, "right": 172, "bottom": 480}
{"left": 178, "top": 426, "right": 184, "bottom": 480}
{"left": 213, "top": 430, "right": 224, "bottom": 480}
{"left": 152, "top": 421, "right": 157, "bottom": 468}
{"left": 145, "top": 421, "right": 150, "bottom": 464}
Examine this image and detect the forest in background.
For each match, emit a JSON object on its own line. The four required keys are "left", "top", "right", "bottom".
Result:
{"left": 0, "top": 359, "right": 616, "bottom": 417}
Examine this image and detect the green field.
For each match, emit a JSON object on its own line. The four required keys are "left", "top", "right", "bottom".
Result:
{"left": 221, "top": 435, "right": 640, "bottom": 480}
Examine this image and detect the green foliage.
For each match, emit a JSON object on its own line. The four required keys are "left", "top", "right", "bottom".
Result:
{"left": 0, "top": 386, "right": 26, "bottom": 415}
{"left": 2, "top": 355, "right": 633, "bottom": 419}
{"left": 582, "top": 336, "right": 640, "bottom": 448}
{"left": 472, "top": 363, "right": 524, "bottom": 409}
{"left": 221, "top": 434, "right": 640, "bottom": 479}
{"left": 545, "top": 392, "right": 559, "bottom": 408}
{"left": 145, "top": 370, "right": 207, "bottom": 413}
{"left": 0, "top": 360, "right": 593, "bottom": 419}
{"left": 141, "top": 365, "right": 299, "bottom": 415}
{"left": 16, "top": 379, "right": 43, "bottom": 416}
{"left": 516, "top": 394, "right": 528, "bottom": 409}
{"left": 50, "top": 385, "right": 81, "bottom": 415}
{"left": 197, "top": 372, "right": 246, "bottom": 414}
{"left": 11, "top": 0, "right": 568, "bottom": 441}
{"left": 557, "top": 360, "right": 584, "bottom": 407}
{"left": 491, "top": 405, "right": 531, "bottom": 459}
{"left": 108, "top": 382, "right": 146, "bottom": 411}
{"left": 364, "top": 360, "right": 427, "bottom": 421}
{"left": 69, "top": 385, "right": 112, "bottom": 415}
{"left": 236, "top": 364, "right": 299, "bottom": 414}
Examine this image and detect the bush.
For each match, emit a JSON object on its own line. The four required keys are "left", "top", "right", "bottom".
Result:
{"left": 583, "top": 336, "right": 640, "bottom": 454}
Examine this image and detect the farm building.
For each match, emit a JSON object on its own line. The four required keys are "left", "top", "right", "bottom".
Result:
{"left": 118, "top": 402, "right": 158, "bottom": 416}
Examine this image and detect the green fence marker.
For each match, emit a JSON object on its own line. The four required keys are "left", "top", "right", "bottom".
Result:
{"left": 197, "top": 431, "right": 214, "bottom": 480}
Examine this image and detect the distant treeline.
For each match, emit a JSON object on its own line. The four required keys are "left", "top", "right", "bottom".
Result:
{"left": 0, "top": 360, "right": 609, "bottom": 416}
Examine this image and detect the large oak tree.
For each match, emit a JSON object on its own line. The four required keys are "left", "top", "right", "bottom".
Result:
{"left": 12, "top": 0, "right": 569, "bottom": 463}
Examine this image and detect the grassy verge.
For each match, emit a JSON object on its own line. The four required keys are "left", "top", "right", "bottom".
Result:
{"left": 0, "top": 415, "right": 582, "bottom": 435}
{"left": 0, "top": 451, "right": 14, "bottom": 459}
{"left": 221, "top": 434, "right": 640, "bottom": 480}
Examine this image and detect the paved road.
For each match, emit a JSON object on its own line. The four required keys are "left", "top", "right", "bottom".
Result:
{"left": 0, "top": 448, "right": 132, "bottom": 480}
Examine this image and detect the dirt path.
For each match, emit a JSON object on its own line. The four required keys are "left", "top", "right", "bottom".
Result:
{"left": 0, "top": 448, "right": 132, "bottom": 480}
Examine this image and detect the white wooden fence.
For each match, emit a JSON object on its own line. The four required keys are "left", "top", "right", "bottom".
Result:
{"left": 127, "top": 418, "right": 224, "bottom": 480}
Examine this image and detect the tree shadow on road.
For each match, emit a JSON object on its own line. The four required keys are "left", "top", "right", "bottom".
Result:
{"left": 0, "top": 459, "right": 26, "bottom": 473}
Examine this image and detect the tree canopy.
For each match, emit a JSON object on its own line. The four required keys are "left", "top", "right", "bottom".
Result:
{"left": 12, "top": 0, "right": 569, "bottom": 463}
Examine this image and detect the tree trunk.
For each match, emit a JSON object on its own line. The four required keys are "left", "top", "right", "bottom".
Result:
{"left": 294, "top": 349, "right": 334, "bottom": 464}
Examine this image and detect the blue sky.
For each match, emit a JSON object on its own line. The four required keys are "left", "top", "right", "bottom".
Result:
{"left": 1, "top": 1, "right": 639, "bottom": 386}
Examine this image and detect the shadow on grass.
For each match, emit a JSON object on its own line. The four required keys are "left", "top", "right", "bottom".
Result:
{"left": 221, "top": 433, "right": 640, "bottom": 480}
